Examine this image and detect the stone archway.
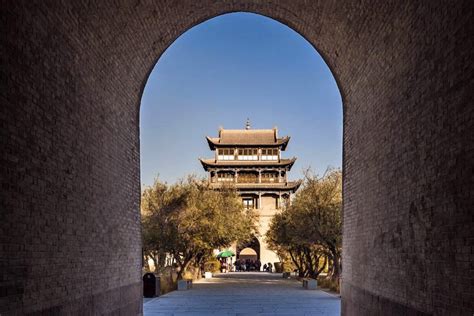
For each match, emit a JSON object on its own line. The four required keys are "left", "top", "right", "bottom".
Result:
{"left": 1, "top": 2, "right": 472, "bottom": 315}
{"left": 237, "top": 236, "right": 261, "bottom": 261}
{"left": 239, "top": 248, "right": 258, "bottom": 261}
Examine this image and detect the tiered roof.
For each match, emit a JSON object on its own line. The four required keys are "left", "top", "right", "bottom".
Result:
{"left": 199, "top": 157, "right": 297, "bottom": 171}
{"left": 201, "top": 125, "right": 301, "bottom": 193}
{"left": 206, "top": 128, "right": 290, "bottom": 150}
{"left": 209, "top": 180, "right": 302, "bottom": 191}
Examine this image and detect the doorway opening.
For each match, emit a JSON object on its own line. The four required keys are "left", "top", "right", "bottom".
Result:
{"left": 140, "top": 11, "right": 342, "bottom": 304}
{"left": 237, "top": 236, "right": 261, "bottom": 261}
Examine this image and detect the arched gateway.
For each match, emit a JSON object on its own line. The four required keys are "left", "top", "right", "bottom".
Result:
{"left": 1, "top": 2, "right": 472, "bottom": 315}
{"left": 237, "top": 236, "right": 261, "bottom": 261}
{"left": 239, "top": 248, "right": 258, "bottom": 261}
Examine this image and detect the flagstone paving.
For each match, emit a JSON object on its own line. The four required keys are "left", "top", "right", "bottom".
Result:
{"left": 143, "top": 272, "right": 340, "bottom": 315}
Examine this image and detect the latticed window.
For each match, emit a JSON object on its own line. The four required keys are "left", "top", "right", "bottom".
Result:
{"left": 261, "top": 172, "right": 279, "bottom": 183}
{"left": 217, "top": 148, "right": 234, "bottom": 160}
{"left": 217, "top": 172, "right": 234, "bottom": 182}
{"left": 242, "top": 198, "right": 254, "bottom": 209}
{"left": 238, "top": 172, "right": 258, "bottom": 183}
{"left": 237, "top": 148, "right": 258, "bottom": 160}
{"left": 261, "top": 148, "right": 278, "bottom": 160}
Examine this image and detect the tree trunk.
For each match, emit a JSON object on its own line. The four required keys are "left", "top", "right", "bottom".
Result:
{"left": 304, "top": 248, "right": 316, "bottom": 279}
{"left": 143, "top": 255, "right": 150, "bottom": 271}
{"left": 176, "top": 253, "right": 193, "bottom": 280}
{"left": 152, "top": 254, "right": 159, "bottom": 272}
{"left": 318, "top": 256, "right": 328, "bottom": 275}
{"left": 289, "top": 249, "right": 305, "bottom": 277}
{"left": 328, "top": 248, "right": 341, "bottom": 280}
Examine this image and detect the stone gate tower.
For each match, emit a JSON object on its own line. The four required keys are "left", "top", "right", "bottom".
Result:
{"left": 200, "top": 123, "right": 301, "bottom": 267}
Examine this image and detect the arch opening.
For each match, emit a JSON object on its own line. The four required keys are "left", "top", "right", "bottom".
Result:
{"left": 140, "top": 12, "right": 342, "bottom": 284}
{"left": 236, "top": 236, "right": 261, "bottom": 261}
{"left": 239, "top": 248, "right": 258, "bottom": 261}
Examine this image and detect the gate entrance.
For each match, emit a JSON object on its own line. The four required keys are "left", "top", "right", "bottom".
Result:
{"left": 239, "top": 247, "right": 258, "bottom": 261}
{"left": 237, "top": 237, "right": 260, "bottom": 261}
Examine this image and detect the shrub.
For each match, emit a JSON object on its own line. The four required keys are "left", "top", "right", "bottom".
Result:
{"left": 182, "top": 270, "right": 195, "bottom": 280}
{"left": 158, "top": 266, "right": 178, "bottom": 294}
{"left": 203, "top": 259, "right": 221, "bottom": 273}
{"left": 317, "top": 275, "right": 340, "bottom": 293}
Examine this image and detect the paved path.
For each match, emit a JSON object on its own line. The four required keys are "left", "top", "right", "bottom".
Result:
{"left": 143, "top": 272, "right": 340, "bottom": 315}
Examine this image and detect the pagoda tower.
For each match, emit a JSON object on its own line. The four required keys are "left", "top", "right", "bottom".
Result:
{"left": 199, "top": 122, "right": 301, "bottom": 268}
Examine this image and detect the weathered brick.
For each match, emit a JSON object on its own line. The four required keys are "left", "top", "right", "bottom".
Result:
{"left": 0, "top": 1, "right": 472, "bottom": 315}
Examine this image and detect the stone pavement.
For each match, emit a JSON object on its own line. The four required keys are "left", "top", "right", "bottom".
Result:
{"left": 143, "top": 272, "right": 340, "bottom": 315}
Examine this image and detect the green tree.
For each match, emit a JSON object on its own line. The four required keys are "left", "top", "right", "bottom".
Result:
{"left": 266, "top": 209, "right": 328, "bottom": 278}
{"left": 141, "top": 176, "right": 257, "bottom": 279}
{"left": 266, "top": 169, "right": 342, "bottom": 280}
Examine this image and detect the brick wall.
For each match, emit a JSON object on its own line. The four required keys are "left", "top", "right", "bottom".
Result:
{"left": 1, "top": 1, "right": 472, "bottom": 314}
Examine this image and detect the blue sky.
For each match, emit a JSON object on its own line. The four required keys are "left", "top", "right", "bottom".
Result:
{"left": 140, "top": 13, "right": 342, "bottom": 186}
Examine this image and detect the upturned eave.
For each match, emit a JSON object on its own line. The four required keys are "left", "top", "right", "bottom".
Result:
{"left": 199, "top": 157, "right": 297, "bottom": 171}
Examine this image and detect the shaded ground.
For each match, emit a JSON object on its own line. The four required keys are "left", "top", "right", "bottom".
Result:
{"left": 143, "top": 272, "right": 340, "bottom": 315}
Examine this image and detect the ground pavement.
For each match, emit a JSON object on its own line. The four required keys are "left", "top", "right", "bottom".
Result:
{"left": 143, "top": 272, "right": 340, "bottom": 316}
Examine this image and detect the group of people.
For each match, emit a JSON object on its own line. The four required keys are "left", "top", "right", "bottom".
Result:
{"left": 234, "top": 258, "right": 260, "bottom": 272}
{"left": 219, "top": 260, "right": 229, "bottom": 273}
{"left": 234, "top": 259, "right": 273, "bottom": 272}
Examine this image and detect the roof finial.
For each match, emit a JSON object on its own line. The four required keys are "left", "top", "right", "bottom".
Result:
{"left": 245, "top": 118, "right": 251, "bottom": 130}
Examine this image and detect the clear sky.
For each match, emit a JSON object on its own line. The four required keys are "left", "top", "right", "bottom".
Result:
{"left": 140, "top": 12, "right": 342, "bottom": 187}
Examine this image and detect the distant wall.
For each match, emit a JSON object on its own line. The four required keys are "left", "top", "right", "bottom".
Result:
{"left": 261, "top": 196, "right": 278, "bottom": 209}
